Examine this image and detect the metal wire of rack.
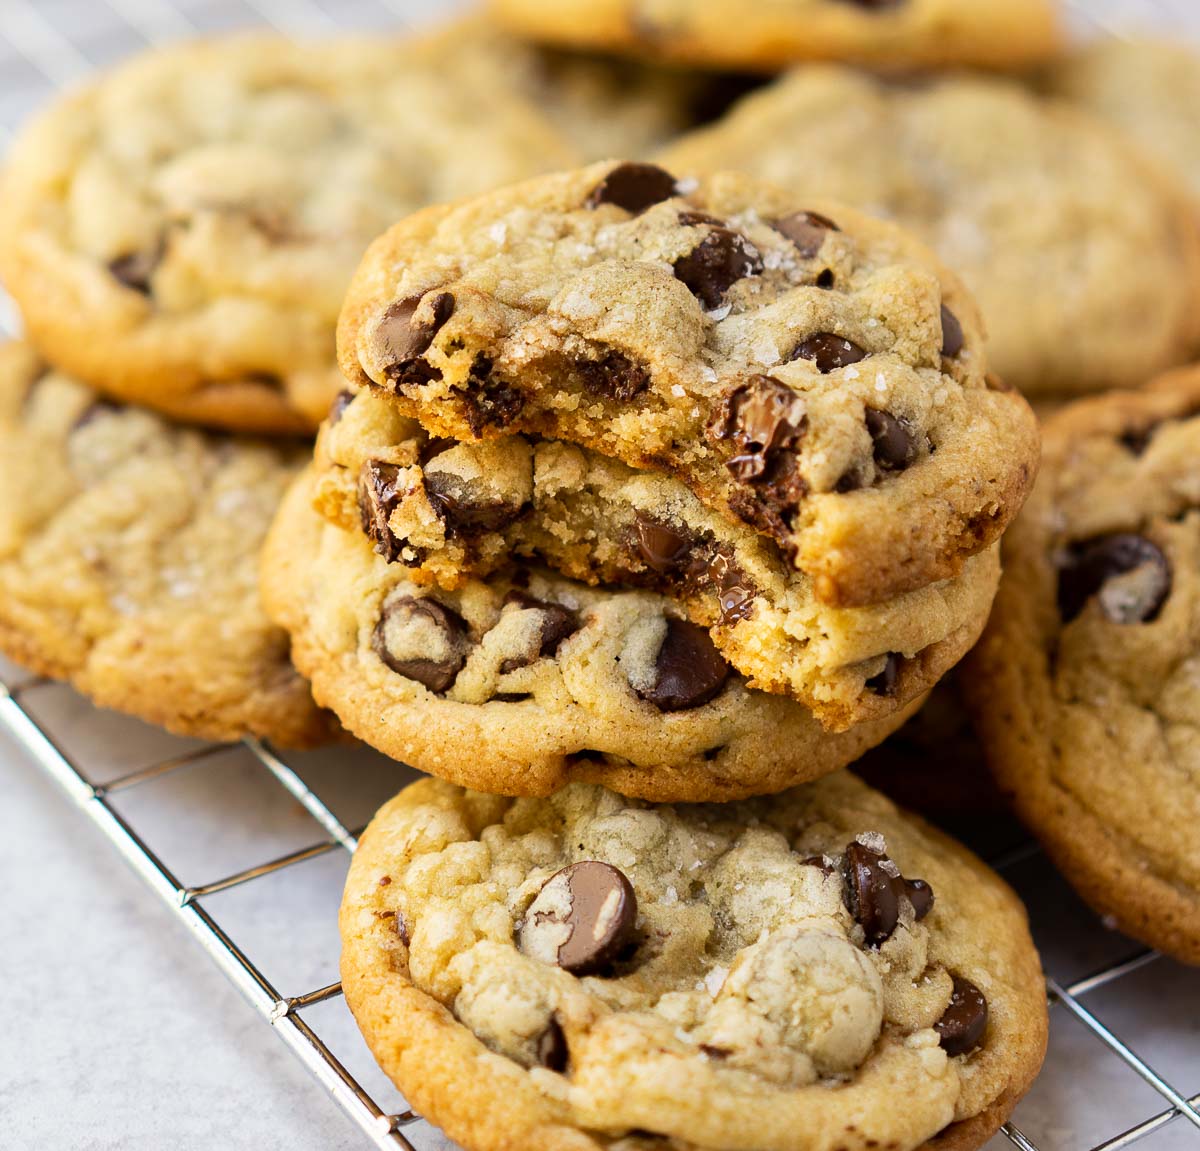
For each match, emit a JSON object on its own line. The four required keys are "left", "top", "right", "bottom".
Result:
{"left": 0, "top": 1, "right": 1198, "bottom": 1149}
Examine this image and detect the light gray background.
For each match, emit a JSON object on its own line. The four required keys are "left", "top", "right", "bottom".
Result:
{"left": 0, "top": 2, "right": 1197, "bottom": 1149}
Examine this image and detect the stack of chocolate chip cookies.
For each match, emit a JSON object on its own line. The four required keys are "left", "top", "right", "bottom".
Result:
{"left": 7, "top": 0, "right": 1200, "bottom": 1147}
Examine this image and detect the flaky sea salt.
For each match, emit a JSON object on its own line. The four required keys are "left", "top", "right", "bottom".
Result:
{"left": 704, "top": 966, "right": 728, "bottom": 996}
{"left": 856, "top": 831, "right": 887, "bottom": 853}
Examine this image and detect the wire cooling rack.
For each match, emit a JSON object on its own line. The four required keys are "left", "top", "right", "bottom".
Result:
{"left": 0, "top": 1, "right": 1198, "bottom": 1149}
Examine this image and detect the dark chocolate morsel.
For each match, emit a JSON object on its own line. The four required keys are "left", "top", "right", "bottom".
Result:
{"left": 424, "top": 470, "right": 525, "bottom": 536}
{"left": 865, "top": 409, "right": 917, "bottom": 471}
{"left": 935, "top": 976, "right": 989, "bottom": 1056}
{"left": 372, "top": 595, "right": 470, "bottom": 693}
{"left": 498, "top": 593, "right": 580, "bottom": 673}
{"left": 374, "top": 291, "right": 455, "bottom": 382}
{"left": 940, "top": 305, "right": 964, "bottom": 359}
{"left": 576, "top": 350, "right": 650, "bottom": 402}
{"left": 772, "top": 210, "right": 840, "bottom": 258}
{"left": 905, "top": 878, "right": 934, "bottom": 920}
{"left": 537, "top": 1015, "right": 569, "bottom": 1072}
{"left": 358, "top": 460, "right": 404, "bottom": 564}
{"left": 865, "top": 652, "right": 901, "bottom": 697}
{"left": 1057, "top": 533, "right": 1171, "bottom": 625}
{"left": 586, "top": 162, "right": 678, "bottom": 213}
{"left": 843, "top": 841, "right": 933, "bottom": 947}
{"left": 673, "top": 228, "right": 763, "bottom": 310}
{"left": 328, "top": 389, "right": 355, "bottom": 424}
{"left": 108, "top": 247, "right": 161, "bottom": 295}
{"left": 636, "top": 618, "right": 731, "bottom": 712}
{"left": 634, "top": 514, "right": 692, "bottom": 574}
{"left": 791, "top": 332, "right": 867, "bottom": 373}
{"left": 519, "top": 861, "right": 638, "bottom": 976}
{"left": 718, "top": 375, "right": 806, "bottom": 481}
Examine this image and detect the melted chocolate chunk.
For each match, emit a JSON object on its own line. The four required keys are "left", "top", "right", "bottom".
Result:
{"left": 587, "top": 162, "right": 678, "bottom": 214}
{"left": 1057, "top": 533, "right": 1171, "bottom": 624}
{"left": 518, "top": 861, "right": 638, "bottom": 976}
{"left": 633, "top": 515, "right": 692, "bottom": 574}
{"left": 935, "top": 976, "right": 989, "bottom": 1056}
{"left": 375, "top": 291, "right": 455, "bottom": 386}
{"left": 108, "top": 247, "right": 161, "bottom": 295}
{"left": 636, "top": 618, "right": 731, "bottom": 712}
{"left": 358, "top": 460, "right": 404, "bottom": 563}
{"left": 424, "top": 471, "right": 525, "bottom": 536}
{"left": 673, "top": 228, "right": 763, "bottom": 309}
{"left": 718, "top": 375, "right": 807, "bottom": 481}
{"left": 791, "top": 332, "right": 867, "bottom": 373}
{"left": 576, "top": 349, "right": 650, "bottom": 402}
{"left": 843, "top": 841, "right": 933, "bottom": 947}
{"left": 328, "top": 389, "right": 355, "bottom": 424}
{"left": 706, "top": 548, "right": 756, "bottom": 624}
{"left": 462, "top": 354, "right": 523, "bottom": 435}
{"left": 865, "top": 409, "right": 917, "bottom": 471}
{"left": 498, "top": 592, "right": 580, "bottom": 673}
{"left": 940, "top": 305, "right": 964, "bottom": 359}
{"left": 865, "top": 652, "right": 901, "bottom": 696}
{"left": 372, "top": 596, "right": 470, "bottom": 693}
{"left": 772, "top": 210, "right": 840, "bottom": 258}
{"left": 537, "top": 1015, "right": 569, "bottom": 1072}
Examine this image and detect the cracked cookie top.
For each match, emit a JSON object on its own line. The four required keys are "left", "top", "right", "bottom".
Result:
{"left": 340, "top": 773, "right": 1047, "bottom": 1151}
{"left": 0, "top": 27, "right": 583, "bottom": 434}
{"left": 966, "top": 365, "right": 1200, "bottom": 964}
{"left": 339, "top": 162, "right": 1037, "bottom": 607}
{"left": 661, "top": 69, "right": 1200, "bottom": 397}
{"left": 0, "top": 342, "right": 333, "bottom": 746}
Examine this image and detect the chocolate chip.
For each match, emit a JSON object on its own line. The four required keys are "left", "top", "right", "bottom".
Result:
{"left": 358, "top": 461, "right": 404, "bottom": 563}
{"left": 424, "top": 472, "right": 525, "bottom": 536}
{"left": 576, "top": 350, "right": 650, "bottom": 402}
{"left": 634, "top": 515, "right": 691, "bottom": 574}
{"left": 816, "top": 269, "right": 835, "bottom": 289}
{"left": 328, "top": 389, "right": 354, "bottom": 424}
{"left": 772, "top": 211, "right": 840, "bottom": 258}
{"left": 678, "top": 210, "right": 725, "bottom": 228}
{"left": 498, "top": 592, "right": 580, "bottom": 673}
{"left": 865, "top": 652, "right": 901, "bottom": 696}
{"left": 791, "top": 333, "right": 867, "bottom": 373}
{"left": 462, "top": 356, "right": 523, "bottom": 436}
{"left": 372, "top": 595, "right": 470, "bottom": 693}
{"left": 906, "top": 879, "right": 935, "bottom": 920}
{"left": 935, "top": 976, "right": 988, "bottom": 1056}
{"left": 865, "top": 409, "right": 917, "bottom": 471}
{"left": 804, "top": 855, "right": 837, "bottom": 877}
{"left": 1057, "top": 534, "right": 1171, "bottom": 624}
{"left": 673, "top": 228, "right": 763, "bottom": 310}
{"left": 843, "top": 841, "right": 932, "bottom": 947}
{"left": 940, "top": 305, "right": 964, "bottom": 359}
{"left": 518, "top": 861, "right": 638, "bottom": 976}
{"left": 586, "top": 162, "right": 678, "bottom": 213}
{"left": 706, "top": 548, "right": 756, "bottom": 624}
{"left": 395, "top": 911, "right": 411, "bottom": 947}
{"left": 718, "top": 375, "right": 806, "bottom": 482}
{"left": 636, "top": 618, "right": 730, "bottom": 712}
{"left": 374, "top": 291, "right": 455, "bottom": 385}
{"left": 537, "top": 1015, "right": 569, "bottom": 1072}
{"left": 108, "top": 247, "right": 161, "bottom": 295}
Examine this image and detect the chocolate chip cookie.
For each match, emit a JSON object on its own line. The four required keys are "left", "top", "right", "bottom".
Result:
{"left": 661, "top": 69, "right": 1200, "bottom": 398}
{"left": 0, "top": 26, "right": 583, "bottom": 435}
{"left": 340, "top": 772, "right": 1048, "bottom": 1151}
{"left": 965, "top": 365, "right": 1200, "bottom": 963}
{"left": 1049, "top": 40, "right": 1200, "bottom": 211}
{"left": 339, "top": 163, "right": 1038, "bottom": 609}
{"left": 312, "top": 386, "right": 1001, "bottom": 730}
{"left": 487, "top": 0, "right": 1063, "bottom": 73}
{"left": 262, "top": 467, "right": 923, "bottom": 801}
{"left": 0, "top": 342, "right": 333, "bottom": 746}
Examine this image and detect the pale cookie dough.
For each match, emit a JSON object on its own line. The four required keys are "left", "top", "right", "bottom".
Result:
{"left": 312, "top": 386, "right": 1001, "bottom": 730}
{"left": 338, "top": 162, "right": 1038, "bottom": 607}
{"left": 0, "top": 26, "right": 582, "bottom": 434}
{"left": 661, "top": 69, "right": 1200, "bottom": 397}
{"left": 340, "top": 772, "right": 1048, "bottom": 1151}
{"left": 262, "top": 468, "right": 922, "bottom": 801}
{"left": 0, "top": 342, "right": 334, "bottom": 746}
{"left": 965, "top": 365, "right": 1200, "bottom": 964}
{"left": 487, "top": 0, "right": 1063, "bottom": 73}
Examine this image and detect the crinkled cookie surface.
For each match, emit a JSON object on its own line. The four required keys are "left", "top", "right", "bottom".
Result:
{"left": 340, "top": 773, "right": 1047, "bottom": 1151}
